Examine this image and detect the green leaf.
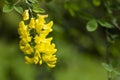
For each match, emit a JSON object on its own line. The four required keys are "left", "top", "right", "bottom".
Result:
{"left": 33, "top": 8, "right": 45, "bottom": 13}
{"left": 98, "top": 20, "right": 114, "bottom": 28}
{"left": 86, "top": 19, "right": 98, "bottom": 32}
{"left": 92, "top": 0, "right": 101, "bottom": 6}
{"left": 3, "top": 4, "right": 14, "bottom": 13}
{"left": 14, "top": 6, "right": 23, "bottom": 14}
{"left": 33, "top": 2, "right": 39, "bottom": 9}
{"left": 102, "top": 63, "right": 113, "bottom": 72}
{"left": 113, "top": 70, "right": 120, "bottom": 75}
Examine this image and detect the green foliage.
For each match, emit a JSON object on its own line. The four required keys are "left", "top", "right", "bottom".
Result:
{"left": 102, "top": 62, "right": 120, "bottom": 77}
{"left": 102, "top": 63, "right": 113, "bottom": 72}
{"left": 2, "top": 0, "right": 45, "bottom": 14}
{"left": 113, "top": 70, "right": 120, "bottom": 76}
{"left": 3, "top": 4, "right": 14, "bottom": 13}
{"left": 86, "top": 19, "right": 98, "bottom": 32}
{"left": 14, "top": 6, "right": 23, "bottom": 14}
{"left": 92, "top": 0, "right": 101, "bottom": 6}
{"left": 3, "top": 4, "right": 23, "bottom": 14}
{"left": 32, "top": 2, "right": 39, "bottom": 8}
{"left": 29, "top": 0, "right": 46, "bottom": 13}
{"left": 98, "top": 20, "right": 114, "bottom": 28}
{"left": 33, "top": 7, "right": 45, "bottom": 13}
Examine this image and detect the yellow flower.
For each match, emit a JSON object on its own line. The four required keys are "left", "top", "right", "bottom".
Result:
{"left": 25, "top": 56, "right": 34, "bottom": 64}
{"left": 18, "top": 21, "right": 27, "bottom": 35}
{"left": 18, "top": 21, "right": 31, "bottom": 43}
{"left": 29, "top": 18, "right": 35, "bottom": 29}
{"left": 23, "top": 10, "right": 29, "bottom": 20}
{"left": 43, "top": 21, "right": 53, "bottom": 31}
{"left": 34, "top": 35, "right": 45, "bottom": 44}
{"left": 42, "top": 54, "right": 57, "bottom": 68}
{"left": 34, "top": 51, "right": 41, "bottom": 64}
{"left": 25, "top": 50, "right": 42, "bottom": 65}
{"left": 37, "top": 14, "right": 48, "bottom": 23}
{"left": 18, "top": 10, "right": 57, "bottom": 68}
{"left": 19, "top": 41, "right": 33, "bottom": 54}
{"left": 35, "top": 19, "right": 44, "bottom": 34}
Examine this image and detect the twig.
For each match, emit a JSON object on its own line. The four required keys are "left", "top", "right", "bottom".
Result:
{"left": 106, "top": 29, "right": 111, "bottom": 80}
{"left": 14, "top": 0, "right": 21, "bottom": 5}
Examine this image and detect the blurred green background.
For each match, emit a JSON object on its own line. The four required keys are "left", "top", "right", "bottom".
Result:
{"left": 0, "top": 0, "right": 120, "bottom": 80}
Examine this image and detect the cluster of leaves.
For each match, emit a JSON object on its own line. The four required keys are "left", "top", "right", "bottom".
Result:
{"left": 102, "top": 63, "right": 120, "bottom": 77}
{"left": 86, "top": 19, "right": 113, "bottom": 32}
{"left": 86, "top": 0, "right": 120, "bottom": 32}
{"left": 62, "top": 0, "right": 120, "bottom": 49}
{"left": 3, "top": 0, "right": 23, "bottom": 14}
{"left": 63, "top": 0, "right": 120, "bottom": 33}
{"left": 3, "top": 0, "right": 46, "bottom": 14}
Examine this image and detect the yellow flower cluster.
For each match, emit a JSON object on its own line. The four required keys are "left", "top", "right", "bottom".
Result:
{"left": 18, "top": 10, "right": 57, "bottom": 68}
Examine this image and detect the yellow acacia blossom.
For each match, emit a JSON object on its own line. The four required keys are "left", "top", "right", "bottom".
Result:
{"left": 18, "top": 10, "right": 57, "bottom": 68}
{"left": 29, "top": 18, "right": 35, "bottom": 29}
{"left": 22, "top": 10, "right": 29, "bottom": 20}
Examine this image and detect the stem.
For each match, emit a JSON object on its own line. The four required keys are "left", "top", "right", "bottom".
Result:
{"left": 25, "top": 0, "right": 33, "bottom": 17}
{"left": 25, "top": 0, "right": 32, "bottom": 7}
{"left": 106, "top": 29, "right": 111, "bottom": 80}
{"left": 106, "top": 44, "right": 111, "bottom": 80}
{"left": 14, "top": 0, "right": 21, "bottom": 5}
